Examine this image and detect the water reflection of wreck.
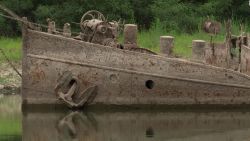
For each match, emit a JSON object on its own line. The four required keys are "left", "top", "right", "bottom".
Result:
{"left": 22, "top": 111, "right": 250, "bottom": 141}
{"left": 1, "top": 5, "right": 250, "bottom": 108}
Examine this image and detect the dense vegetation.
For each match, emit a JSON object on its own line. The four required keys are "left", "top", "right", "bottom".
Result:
{"left": 0, "top": 0, "right": 250, "bottom": 36}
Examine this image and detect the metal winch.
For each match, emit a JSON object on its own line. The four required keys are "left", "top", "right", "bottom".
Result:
{"left": 79, "top": 10, "right": 120, "bottom": 48}
{"left": 78, "top": 10, "right": 156, "bottom": 55}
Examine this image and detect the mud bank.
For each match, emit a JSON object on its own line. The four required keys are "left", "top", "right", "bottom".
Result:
{"left": 0, "top": 63, "right": 21, "bottom": 95}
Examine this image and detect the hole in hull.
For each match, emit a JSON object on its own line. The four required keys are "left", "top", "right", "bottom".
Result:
{"left": 145, "top": 80, "right": 154, "bottom": 89}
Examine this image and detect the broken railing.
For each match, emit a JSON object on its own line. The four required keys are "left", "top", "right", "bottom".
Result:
{"left": 23, "top": 17, "right": 250, "bottom": 76}
{"left": 158, "top": 33, "right": 250, "bottom": 75}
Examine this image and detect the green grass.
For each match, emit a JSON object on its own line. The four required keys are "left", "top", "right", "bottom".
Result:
{"left": 138, "top": 29, "right": 225, "bottom": 58}
{"left": 136, "top": 19, "right": 246, "bottom": 58}
{"left": 0, "top": 37, "right": 22, "bottom": 62}
{"left": 137, "top": 20, "right": 247, "bottom": 58}
{"left": 0, "top": 20, "right": 243, "bottom": 61}
{"left": 119, "top": 30, "right": 224, "bottom": 58}
{"left": 119, "top": 20, "right": 241, "bottom": 58}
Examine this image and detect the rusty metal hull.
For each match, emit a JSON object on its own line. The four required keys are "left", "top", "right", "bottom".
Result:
{"left": 22, "top": 29, "right": 250, "bottom": 107}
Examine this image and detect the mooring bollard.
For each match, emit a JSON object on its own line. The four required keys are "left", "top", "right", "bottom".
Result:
{"left": 124, "top": 24, "right": 138, "bottom": 49}
{"left": 192, "top": 40, "right": 206, "bottom": 61}
{"left": 47, "top": 18, "right": 56, "bottom": 34}
{"left": 160, "top": 36, "right": 174, "bottom": 56}
{"left": 63, "top": 23, "right": 71, "bottom": 37}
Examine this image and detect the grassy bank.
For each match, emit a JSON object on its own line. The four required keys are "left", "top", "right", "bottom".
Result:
{"left": 138, "top": 20, "right": 244, "bottom": 58}
{"left": 0, "top": 38, "right": 22, "bottom": 63}
{"left": 138, "top": 30, "right": 225, "bottom": 58}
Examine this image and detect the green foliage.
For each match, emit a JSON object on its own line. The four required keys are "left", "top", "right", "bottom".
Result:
{"left": 151, "top": 0, "right": 200, "bottom": 33}
{"left": 34, "top": 0, "right": 135, "bottom": 28}
{"left": 0, "top": 0, "right": 249, "bottom": 35}
{"left": 0, "top": 0, "right": 135, "bottom": 35}
{"left": 130, "top": 0, "right": 154, "bottom": 29}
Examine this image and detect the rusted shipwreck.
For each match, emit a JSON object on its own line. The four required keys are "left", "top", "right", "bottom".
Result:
{"left": 1, "top": 7, "right": 250, "bottom": 108}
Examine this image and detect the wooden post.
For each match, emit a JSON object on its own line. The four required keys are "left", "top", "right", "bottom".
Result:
{"left": 124, "top": 24, "right": 138, "bottom": 49}
{"left": 160, "top": 36, "right": 174, "bottom": 56}
{"left": 192, "top": 40, "right": 206, "bottom": 61}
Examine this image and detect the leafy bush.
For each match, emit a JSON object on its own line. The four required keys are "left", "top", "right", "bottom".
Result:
{"left": 0, "top": 0, "right": 250, "bottom": 36}
{"left": 151, "top": 0, "right": 200, "bottom": 33}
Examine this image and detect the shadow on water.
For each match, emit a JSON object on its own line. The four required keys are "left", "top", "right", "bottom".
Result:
{"left": 2, "top": 95, "right": 250, "bottom": 141}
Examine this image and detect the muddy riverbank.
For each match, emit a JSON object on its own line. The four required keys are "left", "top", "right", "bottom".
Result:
{"left": 0, "top": 63, "right": 21, "bottom": 95}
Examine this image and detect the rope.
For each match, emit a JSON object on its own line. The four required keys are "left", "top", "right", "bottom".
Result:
{"left": 0, "top": 4, "right": 22, "bottom": 21}
{"left": 0, "top": 48, "right": 22, "bottom": 77}
{"left": 0, "top": 4, "right": 80, "bottom": 34}
{"left": 0, "top": 13, "right": 80, "bottom": 35}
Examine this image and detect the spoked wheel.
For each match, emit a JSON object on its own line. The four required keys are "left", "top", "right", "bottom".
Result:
{"left": 80, "top": 10, "right": 106, "bottom": 31}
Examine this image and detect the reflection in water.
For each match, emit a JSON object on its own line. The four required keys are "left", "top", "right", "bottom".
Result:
{"left": 0, "top": 95, "right": 22, "bottom": 141}
{"left": 57, "top": 112, "right": 98, "bottom": 141}
{"left": 22, "top": 111, "right": 250, "bottom": 141}
{"left": 146, "top": 127, "right": 154, "bottom": 138}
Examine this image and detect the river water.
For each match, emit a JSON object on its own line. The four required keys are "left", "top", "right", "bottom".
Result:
{"left": 2, "top": 95, "right": 250, "bottom": 141}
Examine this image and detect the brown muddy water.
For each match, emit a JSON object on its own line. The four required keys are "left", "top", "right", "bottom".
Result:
{"left": 1, "top": 95, "right": 250, "bottom": 141}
